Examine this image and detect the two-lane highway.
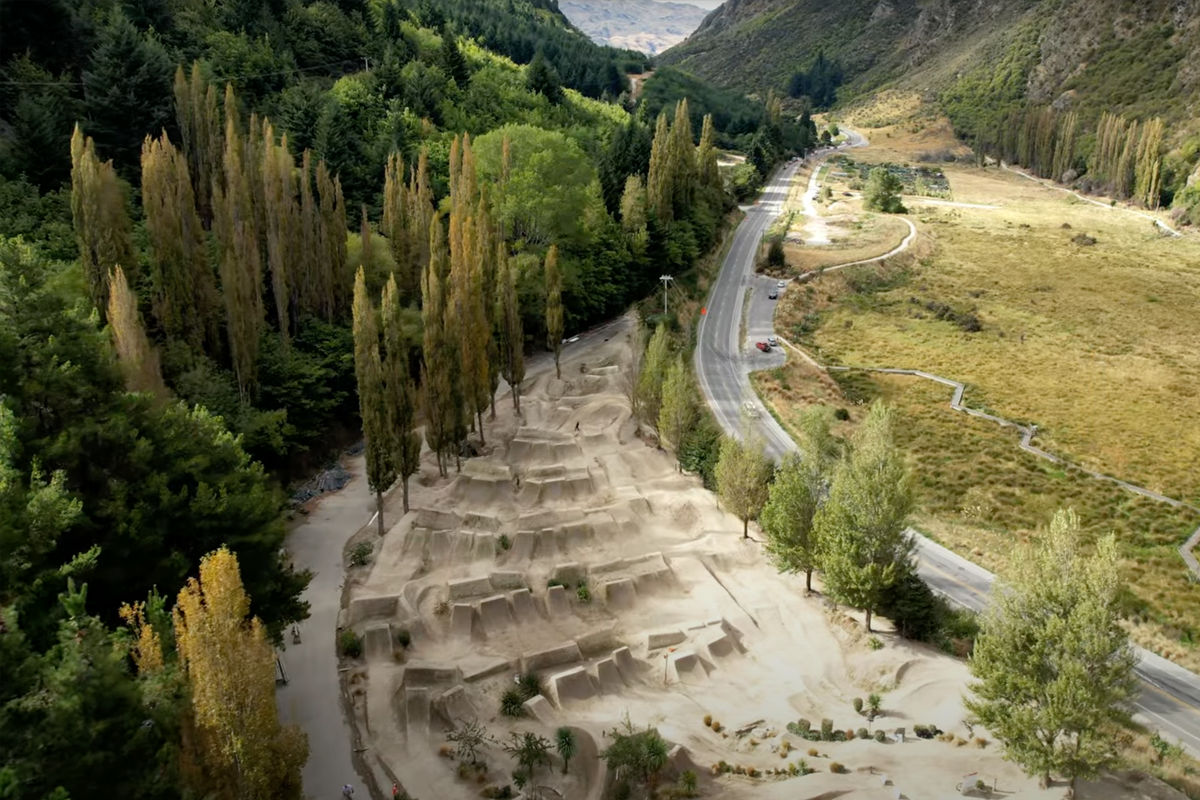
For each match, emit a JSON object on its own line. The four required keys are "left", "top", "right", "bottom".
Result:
{"left": 694, "top": 135, "right": 1200, "bottom": 754}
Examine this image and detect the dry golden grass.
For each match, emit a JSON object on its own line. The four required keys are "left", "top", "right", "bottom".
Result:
{"left": 754, "top": 354, "right": 1200, "bottom": 671}
{"left": 782, "top": 213, "right": 911, "bottom": 272}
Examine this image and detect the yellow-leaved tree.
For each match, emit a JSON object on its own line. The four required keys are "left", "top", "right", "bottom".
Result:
{"left": 173, "top": 547, "right": 308, "bottom": 800}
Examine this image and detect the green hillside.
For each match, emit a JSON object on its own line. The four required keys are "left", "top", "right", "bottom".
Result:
{"left": 661, "top": 0, "right": 1200, "bottom": 140}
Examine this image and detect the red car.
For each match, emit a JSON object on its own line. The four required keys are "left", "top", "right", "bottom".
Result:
{"left": 756, "top": 342, "right": 770, "bottom": 352}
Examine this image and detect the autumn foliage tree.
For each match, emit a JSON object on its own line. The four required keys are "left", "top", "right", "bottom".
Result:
{"left": 107, "top": 265, "right": 167, "bottom": 399}
{"left": 352, "top": 266, "right": 395, "bottom": 536}
{"left": 173, "top": 547, "right": 308, "bottom": 800}
{"left": 545, "top": 244, "right": 563, "bottom": 379}
{"left": 70, "top": 124, "right": 137, "bottom": 319}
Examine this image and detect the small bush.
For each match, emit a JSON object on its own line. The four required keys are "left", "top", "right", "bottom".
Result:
{"left": 852, "top": 697, "right": 863, "bottom": 714}
{"left": 844, "top": 729, "right": 855, "bottom": 741}
{"left": 975, "top": 779, "right": 988, "bottom": 791}
{"left": 517, "top": 672, "right": 541, "bottom": 701}
{"left": 834, "top": 407, "right": 851, "bottom": 421}
{"left": 748, "top": 768, "right": 761, "bottom": 779}
{"left": 874, "top": 729, "right": 887, "bottom": 743}
{"left": 717, "top": 761, "right": 730, "bottom": 774}
{"left": 867, "top": 693, "right": 882, "bottom": 714}
{"left": 868, "top": 636, "right": 883, "bottom": 651}
{"left": 612, "top": 782, "right": 631, "bottom": 800}
{"left": 458, "top": 762, "right": 474, "bottom": 779}
{"left": 807, "top": 747, "right": 819, "bottom": 757}
{"left": 820, "top": 718, "right": 834, "bottom": 740}
{"left": 500, "top": 689, "right": 525, "bottom": 717}
{"left": 434, "top": 600, "right": 450, "bottom": 617}
{"left": 973, "top": 736, "right": 988, "bottom": 748}
{"left": 857, "top": 728, "right": 869, "bottom": 740}
{"left": 395, "top": 628, "right": 412, "bottom": 648}
{"left": 829, "top": 762, "right": 844, "bottom": 774}
{"left": 1072, "top": 232, "right": 1098, "bottom": 246}
{"left": 786, "top": 718, "right": 811, "bottom": 737}
{"left": 787, "top": 762, "right": 799, "bottom": 776}
{"left": 703, "top": 714, "right": 712, "bottom": 727}
{"left": 439, "top": 743, "right": 455, "bottom": 758}
{"left": 678, "top": 770, "right": 698, "bottom": 797}
{"left": 547, "top": 579, "right": 564, "bottom": 589}
{"left": 349, "top": 541, "right": 373, "bottom": 566}
{"left": 576, "top": 585, "right": 591, "bottom": 603}
{"left": 498, "top": 533, "right": 511, "bottom": 550}
{"left": 711, "top": 721, "right": 722, "bottom": 733}
{"left": 339, "top": 629, "right": 363, "bottom": 658}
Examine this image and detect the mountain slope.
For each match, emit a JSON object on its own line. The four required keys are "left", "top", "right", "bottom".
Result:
{"left": 660, "top": 0, "right": 1200, "bottom": 137}
{"left": 559, "top": 0, "right": 709, "bottom": 54}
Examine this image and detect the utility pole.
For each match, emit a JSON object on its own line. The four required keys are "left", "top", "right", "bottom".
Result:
{"left": 660, "top": 274, "right": 674, "bottom": 316}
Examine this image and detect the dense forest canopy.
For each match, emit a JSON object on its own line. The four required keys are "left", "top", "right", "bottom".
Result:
{"left": 0, "top": 0, "right": 811, "bottom": 797}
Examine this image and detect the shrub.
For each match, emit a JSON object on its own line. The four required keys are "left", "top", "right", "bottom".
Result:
{"left": 874, "top": 729, "right": 887, "bottom": 743}
{"left": 711, "top": 721, "right": 722, "bottom": 733}
{"left": 797, "top": 759, "right": 811, "bottom": 775}
{"left": 678, "top": 770, "right": 698, "bottom": 797}
{"left": 844, "top": 729, "right": 855, "bottom": 741}
{"left": 339, "top": 629, "right": 363, "bottom": 658}
{"left": 834, "top": 407, "right": 850, "bottom": 421}
{"left": 787, "top": 762, "right": 799, "bottom": 776}
{"left": 349, "top": 541, "right": 373, "bottom": 566}
{"left": 973, "top": 736, "right": 988, "bottom": 748}
{"left": 498, "top": 533, "right": 511, "bottom": 550}
{"left": 703, "top": 714, "right": 712, "bottom": 727}
{"left": 820, "top": 718, "right": 834, "bottom": 740}
{"left": 434, "top": 600, "right": 451, "bottom": 616}
{"left": 547, "top": 579, "right": 565, "bottom": 589}
{"left": 767, "top": 236, "right": 786, "bottom": 267}
{"left": 1072, "top": 232, "right": 1098, "bottom": 246}
{"left": 612, "top": 782, "right": 631, "bottom": 800}
{"left": 857, "top": 728, "right": 869, "bottom": 740}
{"left": 458, "top": 762, "right": 474, "bottom": 779}
{"left": 500, "top": 689, "right": 525, "bottom": 717}
{"left": 868, "top": 636, "right": 883, "bottom": 651}
{"left": 975, "top": 779, "right": 988, "bottom": 791}
{"left": 852, "top": 697, "right": 864, "bottom": 714}
{"left": 396, "top": 628, "right": 412, "bottom": 648}
{"left": 786, "top": 718, "right": 811, "bottom": 737}
{"left": 829, "top": 761, "right": 844, "bottom": 774}
{"left": 576, "top": 584, "right": 591, "bottom": 603}
{"left": 747, "top": 768, "right": 760, "bottom": 778}
{"left": 517, "top": 672, "right": 542, "bottom": 701}
{"left": 807, "top": 748, "right": 819, "bottom": 757}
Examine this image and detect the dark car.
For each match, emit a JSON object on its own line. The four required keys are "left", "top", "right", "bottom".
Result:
{"left": 768, "top": 290, "right": 778, "bottom": 300}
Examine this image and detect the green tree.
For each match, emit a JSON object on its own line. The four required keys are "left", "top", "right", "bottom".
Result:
{"left": 497, "top": 239, "right": 525, "bottom": 415}
{"left": 863, "top": 167, "right": 906, "bottom": 214}
{"left": 815, "top": 403, "right": 914, "bottom": 631}
{"left": 657, "top": 358, "right": 696, "bottom": 469}
{"left": 600, "top": 715, "right": 670, "bottom": 792}
{"left": 545, "top": 245, "right": 563, "bottom": 379}
{"left": 441, "top": 33, "right": 470, "bottom": 88}
{"left": 760, "top": 408, "right": 838, "bottom": 591}
{"left": 555, "top": 726, "right": 578, "bottom": 774}
{"left": 647, "top": 113, "right": 674, "bottom": 222}
{"left": 965, "top": 510, "right": 1138, "bottom": 794}
{"left": 526, "top": 51, "right": 563, "bottom": 105}
{"left": 767, "top": 236, "right": 785, "bottom": 268}
{"left": 715, "top": 433, "right": 772, "bottom": 539}
{"left": 353, "top": 267, "right": 395, "bottom": 536}
{"left": 82, "top": 8, "right": 173, "bottom": 176}
{"left": 637, "top": 323, "right": 670, "bottom": 429}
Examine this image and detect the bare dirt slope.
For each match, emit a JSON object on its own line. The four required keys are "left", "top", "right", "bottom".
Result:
{"left": 341, "top": 321, "right": 1180, "bottom": 800}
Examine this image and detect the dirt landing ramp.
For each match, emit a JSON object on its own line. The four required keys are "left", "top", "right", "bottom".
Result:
{"left": 509, "top": 588, "right": 541, "bottom": 624}
{"left": 546, "top": 585, "right": 571, "bottom": 617}
{"left": 521, "top": 641, "right": 583, "bottom": 673}
{"left": 434, "top": 685, "right": 478, "bottom": 727}
{"left": 507, "top": 429, "right": 584, "bottom": 466}
{"left": 478, "top": 594, "right": 514, "bottom": 635}
{"left": 602, "top": 578, "right": 636, "bottom": 610}
{"left": 548, "top": 665, "right": 598, "bottom": 706}
{"left": 450, "top": 603, "right": 475, "bottom": 640}
{"left": 363, "top": 624, "right": 394, "bottom": 663}
{"left": 665, "top": 649, "right": 710, "bottom": 685}
{"left": 612, "top": 646, "right": 640, "bottom": 682}
{"left": 595, "top": 657, "right": 625, "bottom": 694}
{"left": 523, "top": 694, "right": 556, "bottom": 724}
{"left": 404, "top": 687, "right": 431, "bottom": 755}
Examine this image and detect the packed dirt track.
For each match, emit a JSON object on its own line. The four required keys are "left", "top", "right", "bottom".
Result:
{"left": 340, "top": 317, "right": 1186, "bottom": 800}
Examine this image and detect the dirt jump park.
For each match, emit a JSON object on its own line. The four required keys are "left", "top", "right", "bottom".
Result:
{"left": 335, "top": 320, "right": 1181, "bottom": 800}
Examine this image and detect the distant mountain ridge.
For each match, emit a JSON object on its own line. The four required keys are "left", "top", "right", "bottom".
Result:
{"left": 559, "top": 0, "right": 711, "bottom": 54}
{"left": 660, "top": 0, "right": 1200, "bottom": 140}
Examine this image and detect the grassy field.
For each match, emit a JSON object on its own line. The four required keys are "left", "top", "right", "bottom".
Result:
{"left": 758, "top": 120, "right": 1200, "bottom": 668}
{"left": 782, "top": 212, "right": 911, "bottom": 272}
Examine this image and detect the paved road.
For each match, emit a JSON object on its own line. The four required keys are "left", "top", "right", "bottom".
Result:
{"left": 694, "top": 136, "right": 1200, "bottom": 754}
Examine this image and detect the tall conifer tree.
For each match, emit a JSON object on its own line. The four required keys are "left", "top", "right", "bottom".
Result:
{"left": 353, "top": 267, "right": 395, "bottom": 535}
{"left": 381, "top": 275, "right": 422, "bottom": 512}
{"left": 646, "top": 113, "right": 673, "bottom": 222}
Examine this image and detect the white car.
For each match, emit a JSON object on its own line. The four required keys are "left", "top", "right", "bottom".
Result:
{"left": 741, "top": 401, "right": 761, "bottom": 419}
{"left": 767, "top": 336, "right": 778, "bottom": 347}
{"left": 776, "top": 280, "right": 786, "bottom": 289}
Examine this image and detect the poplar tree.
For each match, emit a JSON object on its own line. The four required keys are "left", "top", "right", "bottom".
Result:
{"left": 298, "top": 151, "right": 321, "bottom": 318}
{"left": 382, "top": 152, "right": 414, "bottom": 298}
{"left": 646, "top": 113, "right": 674, "bottom": 222}
{"left": 715, "top": 433, "right": 772, "bottom": 539}
{"left": 381, "top": 275, "right": 422, "bottom": 513}
{"left": 657, "top": 357, "right": 696, "bottom": 469}
{"left": 1115, "top": 120, "right": 1139, "bottom": 199}
{"left": 497, "top": 240, "right": 525, "bottom": 415}
{"left": 1135, "top": 117, "right": 1164, "bottom": 208}
{"left": 353, "top": 266, "right": 395, "bottom": 536}
{"left": 669, "top": 100, "right": 697, "bottom": 216}
{"left": 815, "top": 402, "right": 914, "bottom": 631}
{"left": 107, "top": 265, "right": 166, "bottom": 399}
{"left": 173, "top": 62, "right": 222, "bottom": 225}
{"left": 70, "top": 124, "right": 137, "bottom": 320}
{"left": 212, "top": 89, "right": 264, "bottom": 397}
{"left": 1052, "top": 111, "right": 1079, "bottom": 182}
{"left": 317, "top": 161, "right": 348, "bottom": 319}
{"left": 449, "top": 135, "right": 489, "bottom": 445}
{"left": 544, "top": 245, "right": 563, "bottom": 379}
{"left": 760, "top": 408, "right": 839, "bottom": 591}
{"left": 260, "top": 120, "right": 299, "bottom": 342}
{"left": 409, "top": 148, "right": 435, "bottom": 289}
{"left": 173, "top": 547, "right": 308, "bottom": 800}
{"left": 696, "top": 114, "right": 721, "bottom": 194}
{"left": 966, "top": 510, "right": 1138, "bottom": 794}
{"left": 637, "top": 323, "right": 670, "bottom": 428}
{"left": 141, "top": 131, "right": 220, "bottom": 352}
{"left": 421, "top": 219, "right": 453, "bottom": 476}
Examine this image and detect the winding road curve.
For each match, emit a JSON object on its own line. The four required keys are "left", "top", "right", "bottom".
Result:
{"left": 694, "top": 131, "right": 1200, "bottom": 755}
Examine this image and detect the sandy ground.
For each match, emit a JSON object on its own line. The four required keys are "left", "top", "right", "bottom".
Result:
{"left": 339, "top": 319, "right": 1186, "bottom": 800}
